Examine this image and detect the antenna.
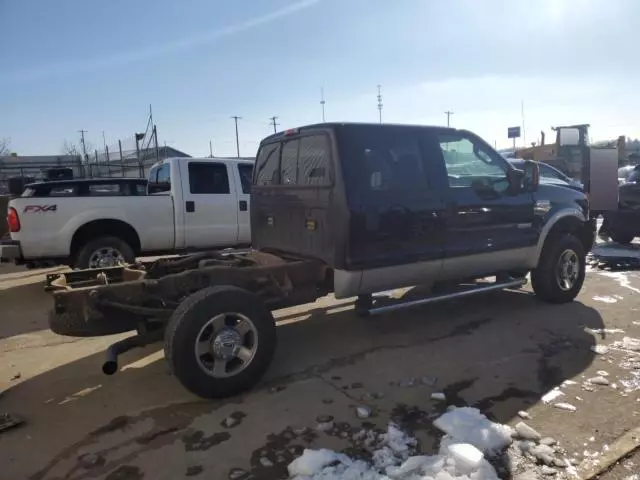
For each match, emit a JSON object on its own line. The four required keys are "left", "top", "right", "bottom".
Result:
{"left": 377, "top": 85, "right": 383, "bottom": 123}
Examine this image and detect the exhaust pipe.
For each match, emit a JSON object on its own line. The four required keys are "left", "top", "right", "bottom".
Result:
{"left": 102, "top": 329, "right": 164, "bottom": 375}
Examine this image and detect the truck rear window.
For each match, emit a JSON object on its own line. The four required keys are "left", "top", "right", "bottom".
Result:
{"left": 255, "top": 134, "right": 331, "bottom": 187}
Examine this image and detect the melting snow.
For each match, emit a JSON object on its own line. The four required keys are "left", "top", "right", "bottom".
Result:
{"left": 553, "top": 402, "right": 577, "bottom": 412}
{"left": 541, "top": 388, "right": 565, "bottom": 404}
{"left": 587, "top": 328, "right": 625, "bottom": 335}
{"left": 592, "top": 295, "right": 619, "bottom": 303}
{"left": 612, "top": 337, "right": 640, "bottom": 352}
{"left": 591, "top": 345, "right": 610, "bottom": 355}
{"left": 287, "top": 408, "right": 510, "bottom": 480}
{"left": 598, "top": 271, "right": 640, "bottom": 294}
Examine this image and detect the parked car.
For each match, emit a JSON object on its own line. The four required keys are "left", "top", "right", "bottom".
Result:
{"left": 600, "top": 164, "right": 640, "bottom": 244}
{"left": 0, "top": 158, "right": 254, "bottom": 269}
{"left": 508, "top": 158, "right": 584, "bottom": 191}
{"left": 47, "top": 123, "right": 595, "bottom": 399}
{"left": 618, "top": 165, "right": 637, "bottom": 185}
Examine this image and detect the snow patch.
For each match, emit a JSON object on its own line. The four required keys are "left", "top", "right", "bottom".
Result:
{"left": 598, "top": 271, "right": 640, "bottom": 294}
{"left": 592, "top": 295, "right": 618, "bottom": 303}
{"left": 541, "top": 387, "right": 565, "bottom": 404}
{"left": 287, "top": 408, "right": 508, "bottom": 480}
{"left": 591, "top": 345, "right": 610, "bottom": 355}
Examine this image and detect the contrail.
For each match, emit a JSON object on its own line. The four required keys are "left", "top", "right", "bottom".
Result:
{"left": 1, "top": 0, "right": 321, "bottom": 82}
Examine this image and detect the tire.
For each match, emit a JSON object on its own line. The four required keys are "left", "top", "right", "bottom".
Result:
{"left": 73, "top": 236, "right": 135, "bottom": 270}
{"left": 609, "top": 230, "right": 635, "bottom": 245}
{"left": 531, "top": 233, "right": 586, "bottom": 304}
{"left": 164, "top": 286, "right": 276, "bottom": 399}
{"left": 49, "top": 308, "right": 139, "bottom": 337}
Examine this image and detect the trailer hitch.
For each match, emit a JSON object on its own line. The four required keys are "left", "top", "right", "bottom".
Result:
{"left": 102, "top": 329, "right": 164, "bottom": 375}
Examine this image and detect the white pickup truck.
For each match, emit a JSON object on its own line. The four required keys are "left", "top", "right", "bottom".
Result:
{"left": 0, "top": 157, "right": 254, "bottom": 269}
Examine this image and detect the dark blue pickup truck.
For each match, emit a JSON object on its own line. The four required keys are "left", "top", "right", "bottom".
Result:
{"left": 46, "top": 123, "right": 596, "bottom": 399}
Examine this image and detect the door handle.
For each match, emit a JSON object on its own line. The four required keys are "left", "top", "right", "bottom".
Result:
{"left": 186, "top": 201, "right": 195, "bottom": 213}
{"left": 239, "top": 200, "right": 248, "bottom": 212}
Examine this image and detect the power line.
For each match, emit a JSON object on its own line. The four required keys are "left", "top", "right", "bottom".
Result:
{"left": 320, "top": 87, "right": 326, "bottom": 122}
{"left": 269, "top": 116, "right": 279, "bottom": 133}
{"left": 444, "top": 111, "right": 454, "bottom": 127}
{"left": 230, "top": 116, "right": 242, "bottom": 158}
{"left": 377, "top": 85, "right": 383, "bottom": 124}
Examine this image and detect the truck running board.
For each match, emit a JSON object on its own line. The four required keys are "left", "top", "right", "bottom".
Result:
{"left": 366, "top": 278, "right": 528, "bottom": 316}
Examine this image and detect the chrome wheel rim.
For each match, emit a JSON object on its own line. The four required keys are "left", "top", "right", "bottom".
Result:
{"left": 194, "top": 313, "right": 258, "bottom": 378}
{"left": 88, "top": 247, "right": 125, "bottom": 269}
{"left": 556, "top": 249, "right": 580, "bottom": 291}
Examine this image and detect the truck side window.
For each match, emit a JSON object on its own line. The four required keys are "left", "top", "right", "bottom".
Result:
{"left": 188, "top": 163, "right": 230, "bottom": 194}
{"left": 281, "top": 140, "right": 299, "bottom": 185}
{"left": 88, "top": 183, "right": 121, "bottom": 196}
{"left": 438, "top": 134, "right": 507, "bottom": 190}
{"left": 256, "top": 143, "right": 281, "bottom": 185}
{"left": 148, "top": 164, "right": 171, "bottom": 194}
{"left": 237, "top": 164, "right": 253, "bottom": 193}
{"left": 299, "top": 135, "right": 330, "bottom": 186}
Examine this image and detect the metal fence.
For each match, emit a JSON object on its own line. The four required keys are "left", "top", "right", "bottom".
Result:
{"left": 89, "top": 116, "right": 161, "bottom": 178}
{"left": 0, "top": 121, "right": 165, "bottom": 194}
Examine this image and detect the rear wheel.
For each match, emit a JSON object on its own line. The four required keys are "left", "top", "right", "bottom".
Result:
{"left": 164, "top": 286, "right": 276, "bottom": 399}
{"left": 531, "top": 233, "right": 585, "bottom": 304}
{"left": 73, "top": 236, "right": 135, "bottom": 270}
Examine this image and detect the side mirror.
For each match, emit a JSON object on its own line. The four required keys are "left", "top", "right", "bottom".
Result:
{"left": 507, "top": 168, "right": 524, "bottom": 194}
{"left": 522, "top": 160, "right": 540, "bottom": 192}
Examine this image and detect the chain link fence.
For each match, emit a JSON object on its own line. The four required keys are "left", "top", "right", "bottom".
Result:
{"left": 0, "top": 118, "right": 179, "bottom": 194}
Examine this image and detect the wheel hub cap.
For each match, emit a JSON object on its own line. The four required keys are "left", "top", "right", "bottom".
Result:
{"left": 212, "top": 329, "right": 242, "bottom": 360}
{"left": 557, "top": 249, "right": 579, "bottom": 291}
{"left": 89, "top": 248, "right": 124, "bottom": 268}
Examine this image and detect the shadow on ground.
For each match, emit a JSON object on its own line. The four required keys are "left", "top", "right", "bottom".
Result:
{"left": 0, "top": 286, "right": 604, "bottom": 480}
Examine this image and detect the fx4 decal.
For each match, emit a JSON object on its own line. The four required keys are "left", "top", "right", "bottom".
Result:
{"left": 23, "top": 205, "right": 57, "bottom": 213}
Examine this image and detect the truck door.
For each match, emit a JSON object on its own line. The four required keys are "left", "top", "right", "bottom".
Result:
{"left": 434, "top": 131, "right": 537, "bottom": 279}
{"left": 234, "top": 163, "right": 253, "bottom": 243}
{"left": 337, "top": 125, "right": 446, "bottom": 294}
{"left": 181, "top": 160, "right": 239, "bottom": 248}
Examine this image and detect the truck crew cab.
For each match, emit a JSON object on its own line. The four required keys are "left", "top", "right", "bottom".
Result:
{"left": 46, "top": 123, "right": 596, "bottom": 399}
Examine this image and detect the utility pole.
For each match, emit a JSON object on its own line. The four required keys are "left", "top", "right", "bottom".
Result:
{"left": 78, "top": 129, "right": 88, "bottom": 162}
{"left": 377, "top": 85, "right": 383, "bottom": 124}
{"left": 231, "top": 116, "right": 242, "bottom": 158}
{"left": 102, "top": 130, "right": 107, "bottom": 151}
{"left": 209, "top": 140, "right": 213, "bottom": 158}
{"left": 444, "top": 111, "right": 454, "bottom": 127}
{"left": 521, "top": 100, "right": 526, "bottom": 148}
{"left": 269, "top": 116, "right": 279, "bottom": 133}
{"left": 320, "top": 87, "right": 326, "bottom": 122}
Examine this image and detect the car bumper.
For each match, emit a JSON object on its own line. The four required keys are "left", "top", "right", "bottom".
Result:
{"left": 0, "top": 240, "right": 21, "bottom": 262}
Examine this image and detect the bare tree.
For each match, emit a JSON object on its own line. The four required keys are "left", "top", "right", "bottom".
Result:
{"left": 0, "top": 137, "right": 10, "bottom": 157}
{"left": 62, "top": 139, "right": 93, "bottom": 159}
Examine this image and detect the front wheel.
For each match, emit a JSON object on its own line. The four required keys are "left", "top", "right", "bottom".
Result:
{"left": 164, "top": 286, "right": 276, "bottom": 399}
{"left": 531, "top": 233, "right": 586, "bottom": 304}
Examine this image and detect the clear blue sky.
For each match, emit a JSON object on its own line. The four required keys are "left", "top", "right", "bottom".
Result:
{"left": 1, "top": 0, "right": 639, "bottom": 157}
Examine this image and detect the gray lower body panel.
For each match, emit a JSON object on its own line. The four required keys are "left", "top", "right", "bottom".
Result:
{"left": 333, "top": 246, "right": 536, "bottom": 298}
